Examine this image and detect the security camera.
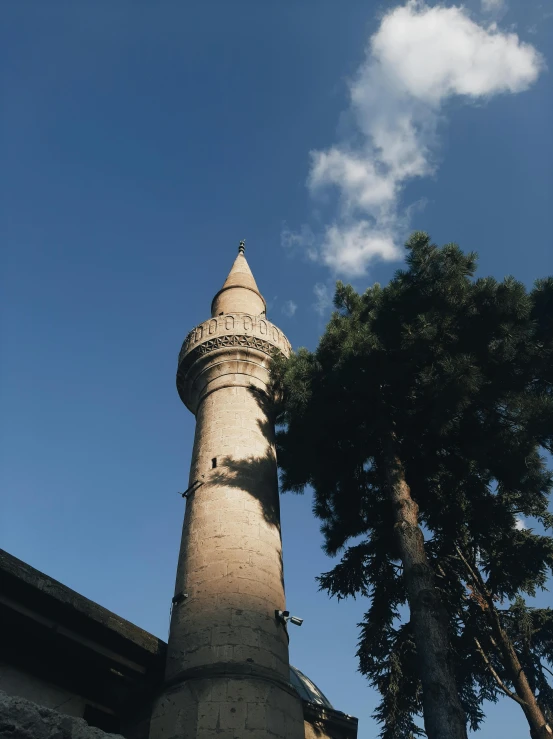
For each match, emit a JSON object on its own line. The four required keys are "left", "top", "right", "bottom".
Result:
{"left": 275, "top": 610, "right": 303, "bottom": 627}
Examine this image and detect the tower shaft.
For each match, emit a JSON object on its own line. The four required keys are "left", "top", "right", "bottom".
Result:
{"left": 150, "top": 256, "right": 304, "bottom": 738}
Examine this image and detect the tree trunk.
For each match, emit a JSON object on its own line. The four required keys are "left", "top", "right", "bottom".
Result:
{"left": 486, "top": 594, "right": 552, "bottom": 738}
{"left": 497, "top": 635, "right": 552, "bottom": 738}
{"left": 385, "top": 443, "right": 468, "bottom": 739}
{"left": 457, "top": 545, "right": 552, "bottom": 738}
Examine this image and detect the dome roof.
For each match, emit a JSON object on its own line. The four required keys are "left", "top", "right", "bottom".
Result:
{"left": 289, "top": 665, "right": 334, "bottom": 709}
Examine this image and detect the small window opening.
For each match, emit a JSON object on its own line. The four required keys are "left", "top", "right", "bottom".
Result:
{"left": 211, "top": 458, "right": 217, "bottom": 469}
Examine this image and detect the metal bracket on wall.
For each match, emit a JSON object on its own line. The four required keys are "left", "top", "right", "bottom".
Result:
{"left": 179, "top": 479, "right": 204, "bottom": 499}
{"left": 168, "top": 591, "right": 189, "bottom": 635}
{"left": 275, "top": 610, "right": 290, "bottom": 643}
{"left": 172, "top": 592, "right": 188, "bottom": 606}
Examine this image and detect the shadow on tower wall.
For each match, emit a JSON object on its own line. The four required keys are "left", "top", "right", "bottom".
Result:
{"left": 206, "top": 384, "right": 283, "bottom": 528}
{"left": 209, "top": 451, "right": 281, "bottom": 529}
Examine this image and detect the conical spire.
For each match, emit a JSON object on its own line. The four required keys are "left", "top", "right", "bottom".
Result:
{"left": 220, "top": 245, "right": 260, "bottom": 294}
{"left": 211, "top": 241, "right": 266, "bottom": 317}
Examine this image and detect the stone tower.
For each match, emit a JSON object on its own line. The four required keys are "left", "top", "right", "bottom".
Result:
{"left": 150, "top": 244, "right": 305, "bottom": 738}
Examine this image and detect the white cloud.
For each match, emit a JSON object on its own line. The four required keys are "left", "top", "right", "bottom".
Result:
{"left": 281, "top": 223, "right": 317, "bottom": 261}
{"left": 369, "top": 3, "right": 540, "bottom": 102}
{"left": 320, "top": 222, "right": 400, "bottom": 275}
{"left": 285, "top": 1, "right": 543, "bottom": 278}
{"left": 515, "top": 517, "right": 527, "bottom": 531}
{"left": 481, "top": 0, "right": 506, "bottom": 13}
{"left": 313, "top": 283, "right": 333, "bottom": 315}
{"left": 281, "top": 300, "right": 298, "bottom": 317}
{"left": 309, "top": 148, "right": 397, "bottom": 213}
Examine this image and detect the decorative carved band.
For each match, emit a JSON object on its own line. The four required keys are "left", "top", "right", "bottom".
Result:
{"left": 177, "top": 333, "right": 282, "bottom": 376}
{"left": 179, "top": 313, "right": 290, "bottom": 359}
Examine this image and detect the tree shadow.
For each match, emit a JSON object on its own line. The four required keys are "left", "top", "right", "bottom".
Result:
{"left": 209, "top": 450, "right": 281, "bottom": 529}
{"left": 248, "top": 383, "right": 279, "bottom": 444}
{"left": 206, "top": 384, "right": 282, "bottom": 529}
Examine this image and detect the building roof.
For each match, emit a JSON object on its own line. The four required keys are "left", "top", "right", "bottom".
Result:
{"left": 0, "top": 549, "right": 165, "bottom": 716}
{"left": 289, "top": 665, "right": 334, "bottom": 709}
{"left": 0, "top": 549, "right": 164, "bottom": 660}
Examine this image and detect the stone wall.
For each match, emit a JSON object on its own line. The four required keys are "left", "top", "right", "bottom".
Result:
{"left": 303, "top": 708, "right": 358, "bottom": 739}
{"left": 0, "top": 691, "right": 124, "bottom": 739}
{"left": 304, "top": 720, "right": 334, "bottom": 739}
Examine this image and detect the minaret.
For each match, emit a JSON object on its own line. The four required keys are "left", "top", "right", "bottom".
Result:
{"left": 150, "top": 243, "right": 305, "bottom": 738}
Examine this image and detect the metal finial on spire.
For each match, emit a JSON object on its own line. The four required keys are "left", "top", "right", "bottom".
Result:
{"left": 238, "top": 240, "right": 245, "bottom": 254}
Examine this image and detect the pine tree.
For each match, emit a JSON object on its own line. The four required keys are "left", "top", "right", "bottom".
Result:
{"left": 273, "top": 233, "right": 553, "bottom": 739}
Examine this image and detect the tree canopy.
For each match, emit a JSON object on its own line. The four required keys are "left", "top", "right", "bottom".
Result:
{"left": 273, "top": 233, "right": 553, "bottom": 738}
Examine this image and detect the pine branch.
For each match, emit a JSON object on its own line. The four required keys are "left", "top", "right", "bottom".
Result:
{"left": 542, "top": 663, "right": 553, "bottom": 681}
{"left": 454, "top": 545, "right": 490, "bottom": 606}
{"left": 474, "top": 638, "right": 528, "bottom": 708}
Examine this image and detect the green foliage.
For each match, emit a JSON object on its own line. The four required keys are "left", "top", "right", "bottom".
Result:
{"left": 272, "top": 232, "right": 553, "bottom": 735}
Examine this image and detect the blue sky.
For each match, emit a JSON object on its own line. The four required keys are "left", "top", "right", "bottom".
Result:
{"left": 1, "top": 1, "right": 552, "bottom": 736}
